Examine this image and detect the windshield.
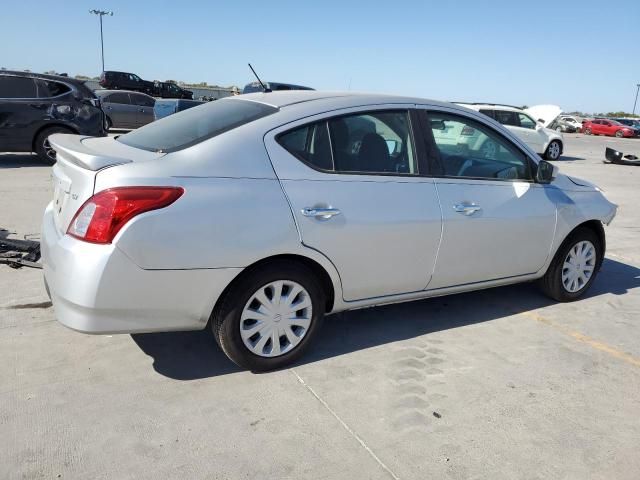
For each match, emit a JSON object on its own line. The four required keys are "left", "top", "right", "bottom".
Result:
{"left": 117, "top": 98, "right": 277, "bottom": 152}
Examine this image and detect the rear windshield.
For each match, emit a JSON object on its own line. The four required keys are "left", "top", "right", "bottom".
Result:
{"left": 117, "top": 98, "right": 278, "bottom": 152}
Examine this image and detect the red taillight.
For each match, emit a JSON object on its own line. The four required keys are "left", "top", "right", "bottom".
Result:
{"left": 67, "top": 187, "right": 184, "bottom": 244}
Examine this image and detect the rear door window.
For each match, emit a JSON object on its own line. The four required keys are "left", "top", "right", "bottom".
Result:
{"left": 278, "top": 122, "right": 333, "bottom": 170}
{"left": 277, "top": 110, "right": 417, "bottom": 175}
{"left": 35, "top": 80, "right": 71, "bottom": 98}
{"left": 117, "top": 98, "right": 277, "bottom": 152}
{"left": 0, "top": 76, "right": 38, "bottom": 98}
{"left": 493, "top": 110, "right": 519, "bottom": 126}
{"left": 479, "top": 109, "right": 495, "bottom": 119}
{"left": 130, "top": 93, "right": 155, "bottom": 107}
{"left": 107, "top": 92, "right": 131, "bottom": 104}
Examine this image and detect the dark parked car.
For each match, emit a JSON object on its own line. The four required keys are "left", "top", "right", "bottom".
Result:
{"left": 99, "top": 71, "right": 193, "bottom": 99}
{"left": 612, "top": 118, "right": 640, "bottom": 136}
{"left": 99, "top": 71, "right": 155, "bottom": 95}
{"left": 0, "top": 71, "right": 105, "bottom": 164}
{"left": 154, "top": 81, "right": 193, "bottom": 99}
{"left": 95, "top": 90, "right": 155, "bottom": 129}
{"left": 242, "top": 81, "right": 314, "bottom": 94}
{"left": 153, "top": 99, "right": 204, "bottom": 120}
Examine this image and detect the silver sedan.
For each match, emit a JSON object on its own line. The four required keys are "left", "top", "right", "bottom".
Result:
{"left": 41, "top": 91, "right": 617, "bottom": 371}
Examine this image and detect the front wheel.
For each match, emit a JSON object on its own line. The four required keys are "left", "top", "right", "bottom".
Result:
{"left": 544, "top": 140, "right": 562, "bottom": 160}
{"left": 34, "top": 126, "right": 72, "bottom": 165}
{"left": 615, "top": 130, "right": 624, "bottom": 138}
{"left": 584, "top": 128, "right": 592, "bottom": 135}
{"left": 212, "top": 262, "right": 326, "bottom": 371}
{"left": 538, "top": 227, "right": 602, "bottom": 302}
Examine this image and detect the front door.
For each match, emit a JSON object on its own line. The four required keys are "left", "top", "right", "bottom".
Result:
{"left": 265, "top": 107, "right": 442, "bottom": 301}
{"left": 422, "top": 108, "right": 557, "bottom": 289}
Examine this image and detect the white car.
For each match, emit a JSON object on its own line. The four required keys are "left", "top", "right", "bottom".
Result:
{"left": 42, "top": 91, "right": 616, "bottom": 371}
{"left": 456, "top": 103, "right": 564, "bottom": 160}
{"left": 559, "top": 115, "right": 583, "bottom": 131}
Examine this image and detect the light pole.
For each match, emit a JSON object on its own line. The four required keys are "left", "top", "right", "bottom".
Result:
{"left": 89, "top": 9, "right": 113, "bottom": 73}
{"left": 633, "top": 84, "right": 640, "bottom": 116}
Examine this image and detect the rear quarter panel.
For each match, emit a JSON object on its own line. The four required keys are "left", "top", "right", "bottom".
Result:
{"left": 93, "top": 126, "right": 306, "bottom": 270}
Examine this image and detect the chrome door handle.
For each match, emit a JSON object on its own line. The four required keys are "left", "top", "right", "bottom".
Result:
{"left": 302, "top": 207, "right": 341, "bottom": 219}
{"left": 453, "top": 203, "right": 482, "bottom": 215}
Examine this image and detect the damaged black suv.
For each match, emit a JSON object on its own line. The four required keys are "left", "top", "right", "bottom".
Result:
{"left": 0, "top": 71, "right": 106, "bottom": 164}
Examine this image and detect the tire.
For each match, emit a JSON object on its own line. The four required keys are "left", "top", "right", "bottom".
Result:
{"left": 544, "top": 140, "right": 562, "bottom": 160}
{"left": 584, "top": 128, "right": 592, "bottom": 135}
{"left": 615, "top": 130, "right": 624, "bottom": 138}
{"left": 538, "top": 227, "right": 603, "bottom": 302}
{"left": 105, "top": 116, "right": 112, "bottom": 131}
{"left": 34, "top": 126, "right": 73, "bottom": 165}
{"left": 211, "top": 261, "right": 326, "bottom": 371}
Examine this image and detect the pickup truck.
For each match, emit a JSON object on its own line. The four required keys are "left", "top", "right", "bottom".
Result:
{"left": 100, "top": 71, "right": 193, "bottom": 99}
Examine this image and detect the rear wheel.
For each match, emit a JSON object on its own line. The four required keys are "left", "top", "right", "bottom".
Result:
{"left": 538, "top": 227, "right": 602, "bottom": 302}
{"left": 212, "top": 261, "right": 326, "bottom": 371}
{"left": 615, "top": 130, "right": 624, "bottom": 138}
{"left": 34, "top": 126, "right": 73, "bottom": 165}
{"left": 544, "top": 140, "right": 561, "bottom": 160}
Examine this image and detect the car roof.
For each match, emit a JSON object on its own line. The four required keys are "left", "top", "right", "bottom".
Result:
{"left": 0, "top": 70, "right": 85, "bottom": 85}
{"left": 455, "top": 102, "right": 522, "bottom": 112}
{"left": 95, "top": 89, "right": 153, "bottom": 97}
{"left": 238, "top": 90, "right": 453, "bottom": 110}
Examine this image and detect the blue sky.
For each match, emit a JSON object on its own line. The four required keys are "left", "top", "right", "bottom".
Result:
{"left": 2, "top": 0, "right": 639, "bottom": 113}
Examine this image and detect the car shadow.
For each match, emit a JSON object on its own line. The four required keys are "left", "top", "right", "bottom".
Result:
{"left": 0, "top": 153, "right": 47, "bottom": 168}
{"left": 131, "top": 258, "right": 640, "bottom": 380}
{"left": 558, "top": 156, "right": 585, "bottom": 162}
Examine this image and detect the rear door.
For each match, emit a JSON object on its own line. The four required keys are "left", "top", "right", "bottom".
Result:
{"left": 419, "top": 107, "right": 556, "bottom": 289}
{"left": 265, "top": 106, "right": 443, "bottom": 302}
{"left": 104, "top": 92, "right": 136, "bottom": 128}
{"left": 128, "top": 93, "right": 155, "bottom": 127}
{"left": 0, "top": 75, "right": 40, "bottom": 150}
{"left": 591, "top": 120, "right": 603, "bottom": 134}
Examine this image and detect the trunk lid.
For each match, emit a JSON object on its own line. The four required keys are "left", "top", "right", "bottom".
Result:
{"left": 524, "top": 104, "right": 563, "bottom": 128}
{"left": 49, "top": 134, "right": 163, "bottom": 234}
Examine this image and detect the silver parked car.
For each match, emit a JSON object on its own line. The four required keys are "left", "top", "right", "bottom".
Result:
{"left": 95, "top": 89, "right": 155, "bottom": 130}
{"left": 42, "top": 91, "right": 617, "bottom": 371}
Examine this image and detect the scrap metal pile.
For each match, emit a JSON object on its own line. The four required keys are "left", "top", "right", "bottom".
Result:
{"left": 0, "top": 230, "right": 41, "bottom": 269}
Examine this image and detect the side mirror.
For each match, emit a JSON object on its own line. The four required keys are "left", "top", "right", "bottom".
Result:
{"left": 536, "top": 160, "right": 557, "bottom": 184}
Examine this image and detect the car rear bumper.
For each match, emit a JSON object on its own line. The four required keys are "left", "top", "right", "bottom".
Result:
{"left": 41, "top": 203, "right": 241, "bottom": 334}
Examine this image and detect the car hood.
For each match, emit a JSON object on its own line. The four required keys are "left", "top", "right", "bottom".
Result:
{"left": 525, "top": 104, "right": 562, "bottom": 128}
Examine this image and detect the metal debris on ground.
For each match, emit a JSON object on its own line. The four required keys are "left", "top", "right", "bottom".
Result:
{"left": 604, "top": 147, "right": 640, "bottom": 166}
{"left": 0, "top": 229, "right": 42, "bottom": 269}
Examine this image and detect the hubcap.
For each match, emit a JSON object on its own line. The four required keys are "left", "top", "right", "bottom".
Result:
{"left": 240, "top": 280, "right": 312, "bottom": 358}
{"left": 561, "top": 240, "right": 596, "bottom": 293}
{"left": 548, "top": 141, "right": 560, "bottom": 159}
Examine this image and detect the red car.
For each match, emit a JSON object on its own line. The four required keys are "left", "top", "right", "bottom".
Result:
{"left": 582, "top": 119, "right": 636, "bottom": 137}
